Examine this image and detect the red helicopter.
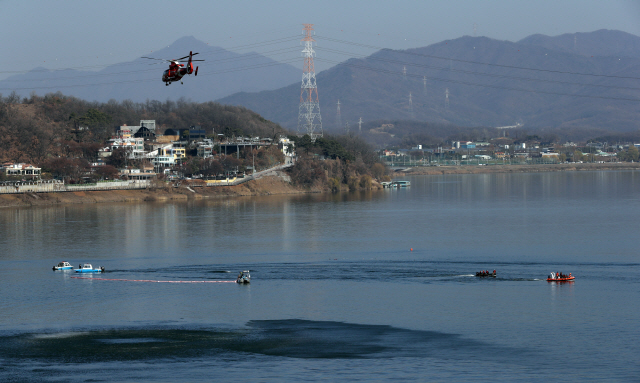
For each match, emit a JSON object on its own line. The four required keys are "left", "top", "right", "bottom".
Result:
{"left": 142, "top": 51, "right": 204, "bottom": 86}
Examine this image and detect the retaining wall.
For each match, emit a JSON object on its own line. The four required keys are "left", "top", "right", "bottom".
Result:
{"left": 0, "top": 180, "right": 152, "bottom": 194}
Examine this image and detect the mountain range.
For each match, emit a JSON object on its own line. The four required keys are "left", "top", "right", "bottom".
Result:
{"left": 0, "top": 36, "right": 300, "bottom": 103}
{"left": 4, "top": 30, "right": 639, "bottom": 134}
{"left": 219, "top": 29, "right": 640, "bottom": 132}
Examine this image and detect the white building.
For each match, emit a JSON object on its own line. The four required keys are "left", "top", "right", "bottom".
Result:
{"left": 279, "top": 137, "right": 296, "bottom": 158}
{"left": 100, "top": 137, "right": 145, "bottom": 159}
{"left": 1, "top": 163, "right": 41, "bottom": 178}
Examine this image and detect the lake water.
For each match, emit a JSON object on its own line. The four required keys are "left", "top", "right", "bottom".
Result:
{"left": 1, "top": 171, "right": 639, "bottom": 382}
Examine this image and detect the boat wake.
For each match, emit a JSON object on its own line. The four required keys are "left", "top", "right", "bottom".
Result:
{"left": 70, "top": 276, "right": 235, "bottom": 283}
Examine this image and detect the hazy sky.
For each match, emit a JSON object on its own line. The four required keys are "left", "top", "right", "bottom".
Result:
{"left": 1, "top": 0, "right": 639, "bottom": 81}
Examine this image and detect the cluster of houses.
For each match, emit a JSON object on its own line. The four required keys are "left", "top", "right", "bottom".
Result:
{"left": 98, "top": 120, "right": 295, "bottom": 175}
{"left": 1, "top": 120, "right": 296, "bottom": 182}
{"left": 381, "top": 138, "right": 637, "bottom": 163}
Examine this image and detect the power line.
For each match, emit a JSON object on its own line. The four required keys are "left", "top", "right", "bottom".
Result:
{"left": 0, "top": 58, "right": 301, "bottom": 92}
{"left": 0, "top": 46, "right": 301, "bottom": 85}
{"left": 316, "top": 35, "right": 640, "bottom": 81}
{"left": 314, "top": 57, "right": 640, "bottom": 102}
{"left": 315, "top": 46, "right": 640, "bottom": 91}
{"left": 0, "top": 35, "right": 302, "bottom": 76}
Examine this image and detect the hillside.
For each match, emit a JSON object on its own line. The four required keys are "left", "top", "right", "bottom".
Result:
{"left": 0, "top": 36, "right": 299, "bottom": 103}
{"left": 0, "top": 93, "right": 287, "bottom": 164}
{"left": 218, "top": 30, "right": 640, "bottom": 133}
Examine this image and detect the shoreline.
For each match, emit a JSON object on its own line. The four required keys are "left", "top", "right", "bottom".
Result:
{"left": 0, "top": 175, "right": 309, "bottom": 209}
{"left": 1, "top": 163, "right": 639, "bottom": 208}
{"left": 398, "top": 162, "right": 640, "bottom": 175}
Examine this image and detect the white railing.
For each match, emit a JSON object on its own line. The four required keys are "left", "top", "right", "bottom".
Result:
{"left": 0, "top": 180, "right": 152, "bottom": 194}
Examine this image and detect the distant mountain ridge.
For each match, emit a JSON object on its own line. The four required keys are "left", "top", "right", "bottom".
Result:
{"left": 518, "top": 29, "right": 640, "bottom": 58}
{"left": 0, "top": 36, "right": 300, "bottom": 103}
{"left": 218, "top": 29, "right": 640, "bottom": 132}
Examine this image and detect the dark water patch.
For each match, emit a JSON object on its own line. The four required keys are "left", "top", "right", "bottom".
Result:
{"left": 96, "top": 338, "right": 165, "bottom": 344}
{"left": 239, "top": 319, "right": 527, "bottom": 361}
{"left": 0, "top": 320, "right": 525, "bottom": 363}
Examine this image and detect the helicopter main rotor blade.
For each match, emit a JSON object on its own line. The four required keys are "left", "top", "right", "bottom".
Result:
{"left": 174, "top": 52, "right": 200, "bottom": 61}
{"left": 141, "top": 57, "right": 171, "bottom": 62}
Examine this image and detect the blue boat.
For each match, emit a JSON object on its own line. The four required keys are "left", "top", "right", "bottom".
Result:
{"left": 74, "top": 264, "right": 105, "bottom": 273}
{"left": 53, "top": 261, "right": 74, "bottom": 271}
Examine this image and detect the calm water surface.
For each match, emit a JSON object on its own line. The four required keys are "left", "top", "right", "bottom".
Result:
{"left": 1, "top": 171, "right": 639, "bottom": 382}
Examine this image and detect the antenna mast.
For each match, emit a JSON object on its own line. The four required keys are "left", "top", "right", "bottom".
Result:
{"left": 297, "top": 24, "right": 323, "bottom": 140}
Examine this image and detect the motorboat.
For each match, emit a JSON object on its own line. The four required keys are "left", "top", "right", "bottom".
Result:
{"left": 236, "top": 270, "right": 250, "bottom": 284}
{"left": 53, "top": 261, "right": 74, "bottom": 271}
{"left": 74, "top": 264, "right": 105, "bottom": 273}
{"left": 547, "top": 272, "right": 574, "bottom": 282}
{"left": 476, "top": 270, "right": 496, "bottom": 277}
{"left": 392, "top": 180, "right": 411, "bottom": 187}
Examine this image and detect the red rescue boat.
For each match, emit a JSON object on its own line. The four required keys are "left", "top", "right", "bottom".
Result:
{"left": 547, "top": 272, "right": 574, "bottom": 282}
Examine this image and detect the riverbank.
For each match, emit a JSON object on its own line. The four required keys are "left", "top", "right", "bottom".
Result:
{"left": 399, "top": 162, "right": 640, "bottom": 175}
{"left": 0, "top": 175, "right": 307, "bottom": 209}
{"left": 2, "top": 163, "right": 639, "bottom": 208}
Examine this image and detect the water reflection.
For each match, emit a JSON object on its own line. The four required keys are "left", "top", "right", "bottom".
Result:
{"left": 1, "top": 171, "right": 639, "bottom": 264}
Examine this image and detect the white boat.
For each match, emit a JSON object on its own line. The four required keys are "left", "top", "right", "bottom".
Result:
{"left": 392, "top": 180, "right": 411, "bottom": 187}
{"left": 236, "top": 270, "right": 250, "bottom": 284}
{"left": 74, "top": 264, "right": 104, "bottom": 273}
{"left": 53, "top": 261, "right": 74, "bottom": 271}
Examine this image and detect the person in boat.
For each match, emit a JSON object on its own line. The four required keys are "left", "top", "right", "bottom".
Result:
{"left": 493, "top": 270, "right": 496, "bottom": 275}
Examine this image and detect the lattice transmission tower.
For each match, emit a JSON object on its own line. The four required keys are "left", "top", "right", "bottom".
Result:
{"left": 445, "top": 88, "right": 450, "bottom": 111}
{"left": 408, "top": 92, "right": 414, "bottom": 119}
{"left": 336, "top": 100, "right": 342, "bottom": 130}
{"left": 423, "top": 75, "right": 427, "bottom": 96}
{"left": 297, "top": 24, "right": 322, "bottom": 140}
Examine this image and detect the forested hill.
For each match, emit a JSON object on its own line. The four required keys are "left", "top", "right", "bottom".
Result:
{"left": 218, "top": 30, "right": 640, "bottom": 132}
{"left": 0, "top": 92, "right": 286, "bottom": 164}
